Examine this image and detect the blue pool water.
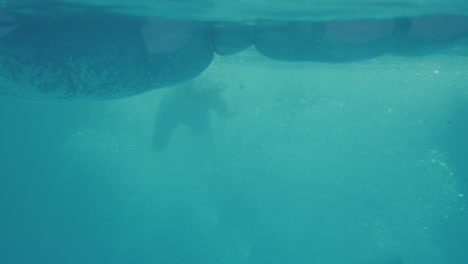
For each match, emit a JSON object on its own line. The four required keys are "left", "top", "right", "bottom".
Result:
{"left": 0, "top": 1, "right": 467, "bottom": 263}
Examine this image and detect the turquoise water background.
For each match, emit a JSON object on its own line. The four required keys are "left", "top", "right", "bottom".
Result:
{"left": 1, "top": 1, "right": 468, "bottom": 264}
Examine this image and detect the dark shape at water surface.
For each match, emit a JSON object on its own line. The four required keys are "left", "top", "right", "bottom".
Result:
{"left": 254, "top": 15, "right": 468, "bottom": 62}
{"left": 391, "top": 15, "right": 468, "bottom": 56}
{"left": 0, "top": 2, "right": 467, "bottom": 101}
{"left": 153, "top": 79, "right": 229, "bottom": 152}
{"left": 254, "top": 19, "right": 395, "bottom": 62}
{"left": 211, "top": 22, "right": 253, "bottom": 56}
{"left": 0, "top": 4, "right": 212, "bottom": 100}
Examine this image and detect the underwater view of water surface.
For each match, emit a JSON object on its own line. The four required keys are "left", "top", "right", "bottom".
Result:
{"left": 0, "top": 0, "right": 468, "bottom": 263}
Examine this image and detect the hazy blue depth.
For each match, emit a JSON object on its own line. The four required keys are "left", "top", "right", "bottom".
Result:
{"left": 1, "top": 2, "right": 468, "bottom": 264}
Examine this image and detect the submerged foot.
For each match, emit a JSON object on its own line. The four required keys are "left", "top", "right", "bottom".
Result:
{"left": 152, "top": 78, "right": 228, "bottom": 152}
